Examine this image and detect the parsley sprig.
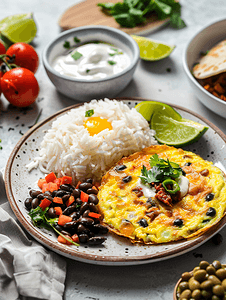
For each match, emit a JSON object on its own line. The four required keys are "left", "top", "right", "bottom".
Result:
{"left": 97, "top": 0, "right": 186, "bottom": 29}
{"left": 29, "top": 207, "right": 80, "bottom": 246}
{"left": 139, "top": 154, "right": 182, "bottom": 194}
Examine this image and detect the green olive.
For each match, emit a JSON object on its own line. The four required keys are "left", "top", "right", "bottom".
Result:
{"left": 212, "top": 261, "right": 222, "bottom": 270}
{"left": 200, "top": 280, "right": 214, "bottom": 290}
{"left": 193, "top": 269, "right": 207, "bottom": 282}
{"left": 181, "top": 272, "right": 192, "bottom": 282}
{"left": 199, "top": 261, "right": 210, "bottom": 269}
{"left": 208, "top": 275, "right": 221, "bottom": 286}
{"left": 206, "top": 265, "right": 216, "bottom": 275}
{"left": 222, "top": 278, "right": 226, "bottom": 290}
{"left": 201, "top": 289, "right": 212, "bottom": 299}
{"left": 216, "top": 268, "right": 226, "bottom": 280}
{"left": 193, "top": 266, "right": 201, "bottom": 273}
{"left": 212, "top": 285, "right": 225, "bottom": 297}
{"left": 191, "top": 289, "right": 202, "bottom": 300}
{"left": 180, "top": 289, "right": 192, "bottom": 299}
{"left": 179, "top": 281, "right": 189, "bottom": 292}
{"left": 189, "top": 277, "right": 201, "bottom": 290}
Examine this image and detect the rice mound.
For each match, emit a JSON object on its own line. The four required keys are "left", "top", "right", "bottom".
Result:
{"left": 27, "top": 98, "right": 157, "bottom": 182}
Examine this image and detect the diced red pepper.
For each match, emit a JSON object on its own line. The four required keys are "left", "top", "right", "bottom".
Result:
{"left": 61, "top": 176, "right": 72, "bottom": 185}
{"left": 71, "top": 233, "right": 79, "bottom": 243}
{"left": 80, "top": 190, "right": 89, "bottom": 202}
{"left": 88, "top": 212, "right": 101, "bottom": 219}
{"left": 42, "top": 183, "right": 50, "bottom": 193}
{"left": 57, "top": 234, "right": 73, "bottom": 245}
{"left": 48, "top": 182, "right": 59, "bottom": 193}
{"left": 53, "top": 197, "right": 63, "bottom": 204}
{"left": 58, "top": 214, "right": 72, "bottom": 226}
{"left": 38, "top": 178, "right": 47, "bottom": 189}
{"left": 54, "top": 178, "right": 63, "bottom": 188}
{"left": 66, "top": 195, "right": 75, "bottom": 207}
{"left": 76, "top": 181, "right": 82, "bottom": 189}
{"left": 39, "top": 198, "right": 52, "bottom": 210}
{"left": 54, "top": 207, "right": 62, "bottom": 216}
{"left": 45, "top": 172, "right": 57, "bottom": 183}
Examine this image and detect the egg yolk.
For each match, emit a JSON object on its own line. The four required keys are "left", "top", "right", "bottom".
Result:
{"left": 83, "top": 116, "right": 112, "bottom": 136}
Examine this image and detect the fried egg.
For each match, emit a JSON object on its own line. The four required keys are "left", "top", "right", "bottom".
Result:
{"left": 98, "top": 145, "right": 226, "bottom": 244}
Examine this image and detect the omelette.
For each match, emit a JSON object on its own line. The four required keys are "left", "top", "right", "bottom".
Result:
{"left": 97, "top": 145, "right": 226, "bottom": 244}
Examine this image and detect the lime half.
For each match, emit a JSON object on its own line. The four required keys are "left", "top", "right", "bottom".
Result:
{"left": 151, "top": 108, "right": 208, "bottom": 147}
{"left": 131, "top": 35, "right": 175, "bottom": 61}
{"left": 0, "top": 13, "right": 37, "bottom": 44}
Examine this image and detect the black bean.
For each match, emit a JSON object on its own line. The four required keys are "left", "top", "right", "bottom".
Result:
{"left": 77, "top": 224, "right": 89, "bottom": 234}
{"left": 51, "top": 190, "right": 58, "bottom": 197}
{"left": 60, "top": 230, "right": 71, "bottom": 237}
{"left": 86, "top": 188, "right": 98, "bottom": 195}
{"left": 184, "top": 162, "right": 192, "bottom": 166}
{"left": 115, "top": 164, "right": 127, "bottom": 172}
{"left": 173, "top": 218, "right": 183, "bottom": 227}
{"left": 138, "top": 218, "right": 148, "bottom": 228}
{"left": 79, "top": 182, "right": 93, "bottom": 192}
{"left": 85, "top": 178, "right": 93, "bottom": 184}
{"left": 80, "top": 217, "right": 94, "bottom": 226}
{"left": 122, "top": 176, "right": 132, "bottom": 183}
{"left": 63, "top": 220, "right": 78, "bottom": 230}
{"left": 48, "top": 207, "right": 56, "bottom": 218}
{"left": 92, "top": 224, "right": 109, "bottom": 234}
{"left": 73, "top": 189, "right": 80, "bottom": 199}
{"left": 206, "top": 207, "right": 216, "bottom": 217}
{"left": 54, "top": 224, "right": 63, "bottom": 232}
{"left": 54, "top": 190, "right": 67, "bottom": 197}
{"left": 31, "top": 198, "right": 40, "bottom": 209}
{"left": 83, "top": 210, "right": 91, "bottom": 217}
{"left": 88, "top": 231, "right": 95, "bottom": 238}
{"left": 80, "top": 202, "right": 90, "bottom": 214}
{"left": 79, "top": 233, "right": 89, "bottom": 243}
{"left": 205, "top": 193, "right": 214, "bottom": 202}
{"left": 63, "top": 205, "right": 76, "bottom": 216}
{"left": 37, "top": 193, "right": 45, "bottom": 200}
{"left": 88, "top": 194, "right": 99, "bottom": 205}
{"left": 62, "top": 194, "right": 70, "bottom": 203}
{"left": 43, "top": 191, "right": 52, "bottom": 197}
{"left": 60, "top": 184, "right": 73, "bottom": 192}
{"left": 88, "top": 202, "right": 99, "bottom": 213}
{"left": 29, "top": 190, "right": 42, "bottom": 198}
{"left": 69, "top": 211, "right": 79, "bottom": 220}
{"left": 76, "top": 198, "right": 83, "bottom": 205}
{"left": 88, "top": 236, "right": 106, "bottom": 245}
{"left": 24, "top": 197, "right": 33, "bottom": 210}
{"left": 43, "top": 195, "right": 53, "bottom": 201}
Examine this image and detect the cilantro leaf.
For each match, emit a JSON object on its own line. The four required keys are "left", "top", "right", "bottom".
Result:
{"left": 63, "top": 41, "right": 70, "bottom": 49}
{"left": 74, "top": 37, "right": 81, "bottom": 43}
{"left": 71, "top": 51, "right": 83, "bottom": 61}
{"left": 108, "top": 60, "right": 117, "bottom": 65}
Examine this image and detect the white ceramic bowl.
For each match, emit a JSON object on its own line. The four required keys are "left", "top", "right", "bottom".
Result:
{"left": 43, "top": 25, "right": 140, "bottom": 101}
{"left": 183, "top": 18, "right": 226, "bottom": 118}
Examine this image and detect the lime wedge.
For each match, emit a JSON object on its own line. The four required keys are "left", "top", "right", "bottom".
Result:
{"left": 131, "top": 35, "right": 175, "bottom": 61}
{"left": 151, "top": 108, "right": 208, "bottom": 146}
{"left": 135, "top": 101, "right": 181, "bottom": 122}
{"left": 0, "top": 13, "right": 37, "bottom": 44}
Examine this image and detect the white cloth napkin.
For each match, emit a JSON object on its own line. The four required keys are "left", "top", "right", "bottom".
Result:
{"left": 0, "top": 172, "right": 67, "bottom": 300}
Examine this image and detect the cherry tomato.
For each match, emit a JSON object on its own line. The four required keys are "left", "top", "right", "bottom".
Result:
{"left": 0, "top": 70, "right": 4, "bottom": 95}
{"left": 0, "top": 41, "right": 6, "bottom": 55}
{"left": 1, "top": 68, "right": 39, "bottom": 107}
{"left": 6, "top": 43, "right": 39, "bottom": 73}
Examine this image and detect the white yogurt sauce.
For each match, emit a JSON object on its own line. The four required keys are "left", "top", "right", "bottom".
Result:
{"left": 52, "top": 43, "right": 131, "bottom": 80}
{"left": 136, "top": 175, "right": 189, "bottom": 198}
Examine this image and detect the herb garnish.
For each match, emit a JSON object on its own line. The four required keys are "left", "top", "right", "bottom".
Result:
{"left": 74, "top": 37, "right": 81, "bottom": 43}
{"left": 29, "top": 207, "right": 80, "bottom": 246}
{"left": 139, "top": 154, "right": 182, "bottom": 194}
{"left": 85, "top": 109, "right": 94, "bottom": 117}
{"left": 108, "top": 60, "right": 117, "bottom": 65}
{"left": 63, "top": 37, "right": 81, "bottom": 49}
{"left": 109, "top": 47, "right": 123, "bottom": 56}
{"left": 97, "top": 0, "right": 186, "bottom": 29}
{"left": 0, "top": 139, "right": 2, "bottom": 150}
{"left": 71, "top": 51, "right": 83, "bottom": 61}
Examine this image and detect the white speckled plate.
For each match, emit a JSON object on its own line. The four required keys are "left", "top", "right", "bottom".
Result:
{"left": 4, "top": 98, "right": 226, "bottom": 265}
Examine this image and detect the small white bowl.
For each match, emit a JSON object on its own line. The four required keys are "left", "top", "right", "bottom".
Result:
{"left": 183, "top": 18, "right": 226, "bottom": 118}
{"left": 43, "top": 25, "right": 140, "bottom": 101}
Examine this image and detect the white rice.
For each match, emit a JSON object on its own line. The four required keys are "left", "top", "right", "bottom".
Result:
{"left": 27, "top": 98, "right": 157, "bottom": 182}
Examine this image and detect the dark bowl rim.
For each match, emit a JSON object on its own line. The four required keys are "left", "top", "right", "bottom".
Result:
{"left": 42, "top": 25, "right": 140, "bottom": 84}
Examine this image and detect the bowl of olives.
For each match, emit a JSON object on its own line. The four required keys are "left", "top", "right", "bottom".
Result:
{"left": 174, "top": 260, "right": 226, "bottom": 300}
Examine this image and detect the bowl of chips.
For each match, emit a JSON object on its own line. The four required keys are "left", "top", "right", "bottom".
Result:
{"left": 183, "top": 18, "right": 226, "bottom": 118}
